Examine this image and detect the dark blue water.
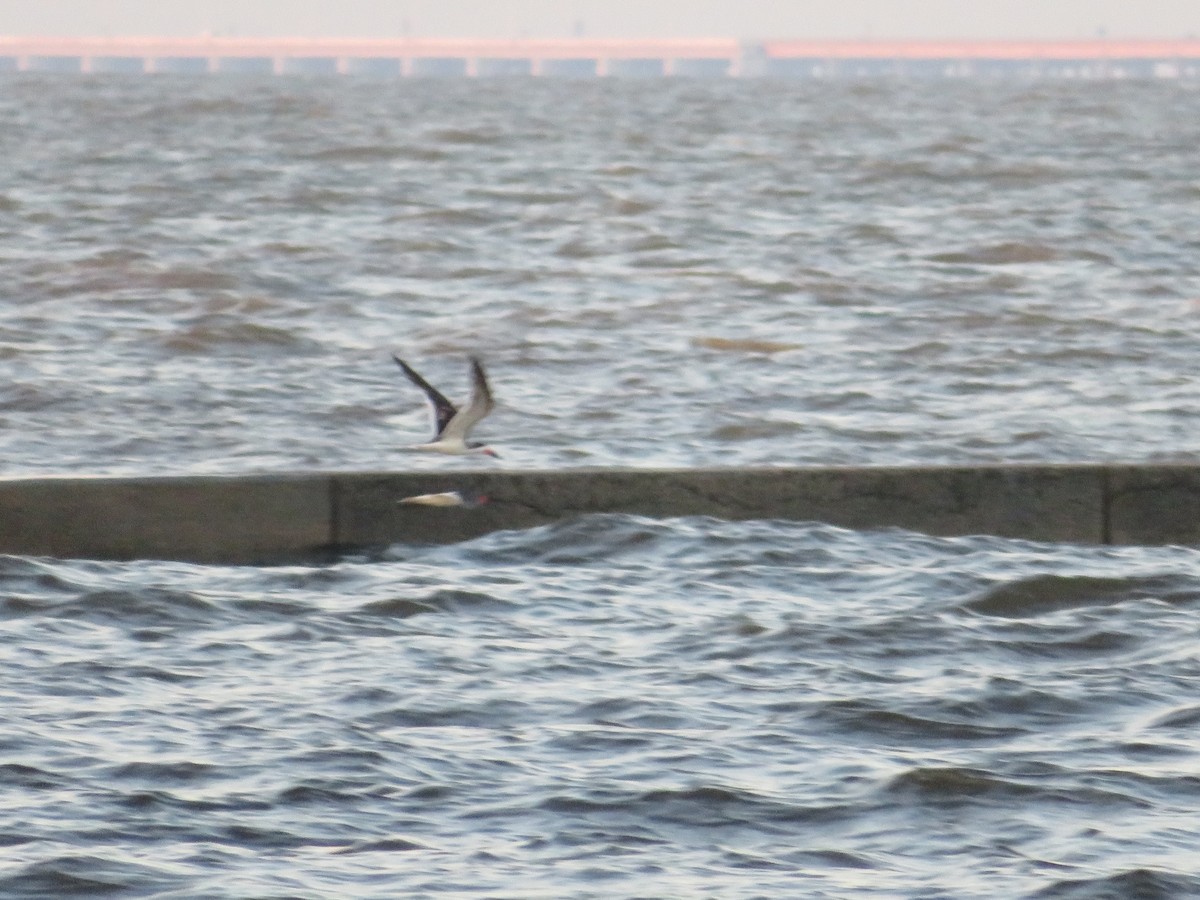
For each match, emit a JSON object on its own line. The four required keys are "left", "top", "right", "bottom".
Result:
{"left": 3, "top": 74, "right": 1200, "bottom": 897}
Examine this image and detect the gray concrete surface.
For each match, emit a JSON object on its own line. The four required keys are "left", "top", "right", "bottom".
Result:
{"left": 0, "top": 475, "right": 331, "bottom": 563}
{"left": 0, "top": 464, "right": 1191, "bottom": 563}
{"left": 333, "top": 465, "right": 1106, "bottom": 547}
{"left": 1105, "top": 465, "right": 1200, "bottom": 546}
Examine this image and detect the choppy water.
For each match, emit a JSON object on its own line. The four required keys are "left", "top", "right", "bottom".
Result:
{"left": 5, "top": 518, "right": 1200, "bottom": 898}
{"left": 3, "top": 74, "right": 1200, "bottom": 897}
{"left": 2, "top": 75, "right": 1200, "bottom": 472}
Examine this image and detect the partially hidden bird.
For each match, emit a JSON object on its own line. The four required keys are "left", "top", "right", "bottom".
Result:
{"left": 397, "top": 490, "right": 489, "bottom": 507}
{"left": 392, "top": 355, "right": 499, "bottom": 457}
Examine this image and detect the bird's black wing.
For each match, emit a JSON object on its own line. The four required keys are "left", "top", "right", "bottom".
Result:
{"left": 393, "top": 355, "right": 458, "bottom": 438}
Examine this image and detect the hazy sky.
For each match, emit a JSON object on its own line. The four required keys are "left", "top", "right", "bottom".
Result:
{"left": 1, "top": 1, "right": 1196, "bottom": 40}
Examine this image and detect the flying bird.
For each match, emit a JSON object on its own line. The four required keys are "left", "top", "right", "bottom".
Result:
{"left": 392, "top": 355, "right": 498, "bottom": 457}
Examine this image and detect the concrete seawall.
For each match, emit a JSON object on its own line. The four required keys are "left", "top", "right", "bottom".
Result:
{"left": 0, "top": 464, "right": 1197, "bottom": 564}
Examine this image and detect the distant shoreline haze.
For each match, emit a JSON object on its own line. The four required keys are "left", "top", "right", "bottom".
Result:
{"left": 0, "top": 0, "right": 1197, "bottom": 42}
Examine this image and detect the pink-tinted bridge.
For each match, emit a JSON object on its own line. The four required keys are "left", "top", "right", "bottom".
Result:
{"left": 2, "top": 35, "right": 1199, "bottom": 77}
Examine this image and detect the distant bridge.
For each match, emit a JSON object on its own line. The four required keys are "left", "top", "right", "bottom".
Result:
{"left": 2, "top": 35, "right": 1199, "bottom": 78}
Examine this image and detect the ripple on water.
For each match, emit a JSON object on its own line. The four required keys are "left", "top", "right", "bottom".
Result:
{"left": 1031, "top": 869, "right": 1200, "bottom": 900}
{"left": 962, "top": 573, "right": 1200, "bottom": 618}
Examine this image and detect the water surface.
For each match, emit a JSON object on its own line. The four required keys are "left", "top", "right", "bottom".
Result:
{"left": 1, "top": 74, "right": 1199, "bottom": 898}
{"left": 1, "top": 76, "right": 1198, "bottom": 472}
{"left": 4, "top": 517, "right": 1200, "bottom": 897}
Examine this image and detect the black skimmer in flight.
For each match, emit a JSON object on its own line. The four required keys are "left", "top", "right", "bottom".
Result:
{"left": 393, "top": 355, "right": 498, "bottom": 457}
